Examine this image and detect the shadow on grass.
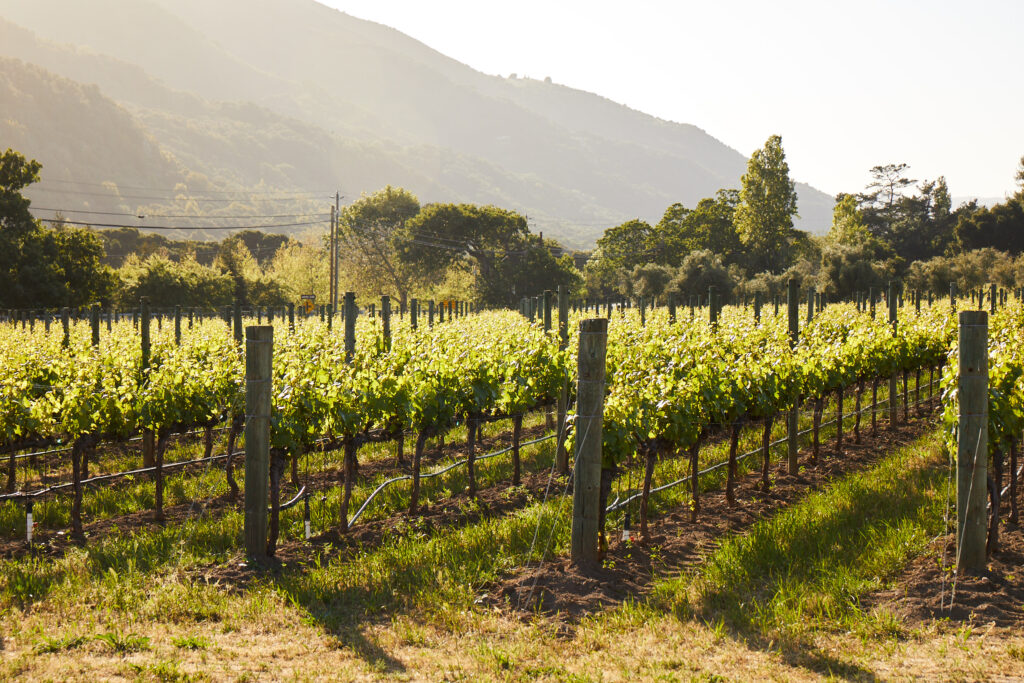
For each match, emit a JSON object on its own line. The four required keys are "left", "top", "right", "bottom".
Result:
{"left": 662, "top": 435, "right": 947, "bottom": 681}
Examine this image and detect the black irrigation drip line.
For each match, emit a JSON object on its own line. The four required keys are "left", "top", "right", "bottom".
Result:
{"left": 3, "top": 406, "right": 559, "bottom": 507}
{"left": 606, "top": 377, "right": 941, "bottom": 514}
{"left": 1000, "top": 464, "right": 1024, "bottom": 499}
{"left": 0, "top": 449, "right": 241, "bottom": 502}
{"left": 11, "top": 425, "right": 232, "bottom": 462}
{"left": 348, "top": 433, "right": 557, "bottom": 526}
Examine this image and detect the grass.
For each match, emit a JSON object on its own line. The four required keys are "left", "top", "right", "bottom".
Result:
{"left": 650, "top": 425, "right": 952, "bottom": 642}
{"left": 4, "top": 406, "right": 1023, "bottom": 680}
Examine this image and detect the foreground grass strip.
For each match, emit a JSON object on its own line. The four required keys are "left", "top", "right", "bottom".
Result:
{"left": 651, "top": 427, "right": 950, "bottom": 639}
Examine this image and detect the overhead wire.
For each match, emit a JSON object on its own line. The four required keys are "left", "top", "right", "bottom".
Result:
{"left": 26, "top": 186, "right": 331, "bottom": 202}
{"left": 31, "top": 207, "right": 330, "bottom": 219}
{"left": 37, "top": 217, "right": 325, "bottom": 231}
{"left": 35, "top": 177, "right": 334, "bottom": 195}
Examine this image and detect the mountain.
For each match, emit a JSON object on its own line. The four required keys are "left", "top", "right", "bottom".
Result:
{"left": 0, "top": 0, "right": 835, "bottom": 248}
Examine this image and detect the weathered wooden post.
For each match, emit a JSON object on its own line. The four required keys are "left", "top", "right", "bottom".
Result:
{"left": 90, "top": 303, "right": 100, "bottom": 347}
{"left": 543, "top": 290, "right": 553, "bottom": 331}
{"left": 410, "top": 297, "right": 419, "bottom": 330}
{"left": 344, "top": 292, "right": 356, "bottom": 362}
{"left": 556, "top": 285, "right": 570, "bottom": 475}
{"left": 708, "top": 285, "right": 718, "bottom": 326}
{"left": 61, "top": 307, "right": 70, "bottom": 348}
{"left": 140, "top": 298, "right": 155, "bottom": 472}
{"left": 787, "top": 278, "right": 800, "bottom": 474}
{"left": 244, "top": 325, "right": 272, "bottom": 560}
{"left": 806, "top": 286, "right": 815, "bottom": 324}
{"left": 889, "top": 281, "right": 899, "bottom": 426}
{"left": 381, "top": 295, "right": 391, "bottom": 351}
{"left": 233, "top": 300, "right": 243, "bottom": 345}
{"left": 990, "top": 283, "right": 997, "bottom": 315}
{"left": 957, "top": 310, "right": 988, "bottom": 571}
{"left": 428, "top": 300, "right": 435, "bottom": 327}
{"left": 288, "top": 303, "right": 295, "bottom": 332}
{"left": 174, "top": 305, "right": 182, "bottom": 345}
{"left": 668, "top": 293, "right": 676, "bottom": 323}
{"left": 571, "top": 318, "right": 607, "bottom": 567}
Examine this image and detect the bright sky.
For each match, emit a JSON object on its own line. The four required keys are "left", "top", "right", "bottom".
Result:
{"left": 323, "top": 0, "right": 1023, "bottom": 200}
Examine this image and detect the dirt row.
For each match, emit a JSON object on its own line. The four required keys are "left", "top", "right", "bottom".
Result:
{"left": 489, "top": 404, "right": 950, "bottom": 623}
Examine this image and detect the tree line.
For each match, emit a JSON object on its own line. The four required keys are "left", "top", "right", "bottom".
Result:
{"left": 585, "top": 136, "right": 1024, "bottom": 302}
{"left": 0, "top": 149, "right": 580, "bottom": 310}
{"left": 5, "top": 139, "right": 1023, "bottom": 311}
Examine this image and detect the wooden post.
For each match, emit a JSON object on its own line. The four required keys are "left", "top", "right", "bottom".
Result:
{"left": 543, "top": 290, "right": 553, "bottom": 331}
{"left": 787, "top": 278, "right": 799, "bottom": 474}
{"left": 708, "top": 285, "right": 718, "bottom": 326}
{"left": 957, "top": 311, "right": 988, "bottom": 571}
{"left": 990, "top": 283, "right": 997, "bottom": 315}
{"left": 571, "top": 318, "right": 607, "bottom": 568}
{"left": 90, "top": 303, "right": 100, "bottom": 347}
{"left": 668, "top": 294, "right": 676, "bottom": 323}
{"left": 428, "top": 300, "right": 435, "bottom": 327}
{"left": 174, "top": 305, "right": 182, "bottom": 345}
{"left": 889, "top": 281, "right": 899, "bottom": 426}
{"left": 288, "top": 303, "right": 295, "bottom": 332}
{"left": 344, "top": 292, "right": 356, "bottom": 362}
{"left": 381, "top": 295, "right": 391, "bottom": 350}
{"left": 754, "top": 291, "right": 762, "bottom": 322}
{"left": 140, "top": 299, "right": 155, "bottom": 469}
{"left": 556, "top": 285, "right": 569, "bottom": 474}
{"left": 410, "top": 297, "right": 418, "bottom": 330}
{"left": 244, "top": 325, "right": 272, "bottom": 560}
{"left": 61, "top": 307, "right": 70, "bottom": 348}
{"left": 950, "top": 282, "right": 957, "bottom": 310}
{"left": 806, "top": 286, "right": 815, "bottom": 323}
{"left": 233, "top": 301, "right": 243, "bottom": 345}
{"left": 140, "top": 298, "right": 151, "bottom": 373}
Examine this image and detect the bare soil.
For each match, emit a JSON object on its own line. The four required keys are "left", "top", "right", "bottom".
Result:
{"left": 866, "top": 526, "right": 1024, "bottom": 627}
{"left": 489, "top": 408, "right": 940, "bottom": 624}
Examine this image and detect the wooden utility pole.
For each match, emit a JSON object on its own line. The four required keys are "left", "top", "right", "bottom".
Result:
{"left": 244, "top": 325, "right": 273, "bottom": 560}
{"left": 329, "top": 204, "right": 335, "bottom": 315}
{"left": 957, "top": 311, "right": 988, "bottom": 571}
{"left": 571, "top": 318, "right": 607, "bottom": 567}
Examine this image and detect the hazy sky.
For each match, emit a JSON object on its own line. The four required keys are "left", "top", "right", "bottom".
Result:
{"left": 324, "top": 0, "right": 1022, "bottom": 200}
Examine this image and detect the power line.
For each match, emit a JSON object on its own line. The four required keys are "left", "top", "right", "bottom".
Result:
{"left": 26, "top": 187, "right": 331, "bottom": 203}
{"left": 35, "top": 177, "right": 333, "bottom": 196}
{"left": 38, "top": 218, "right": 324, "bottom": 231}
{"left": 31, "top": 207, "right": 329, "bottom": 219}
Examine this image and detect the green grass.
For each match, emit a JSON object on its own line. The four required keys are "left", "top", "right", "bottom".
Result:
{"left": 649, "top": 426, "right": 951, "bottom": 640}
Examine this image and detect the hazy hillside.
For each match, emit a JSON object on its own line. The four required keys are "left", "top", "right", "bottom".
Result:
{"left": 0, "top": 0, "right": 835, "bottom": 247}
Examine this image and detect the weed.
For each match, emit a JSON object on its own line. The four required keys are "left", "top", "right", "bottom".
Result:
{"left": 32, "top": 633, "right": 89, "bottom": 654}
{"left": 171, "top": 634, "right": 209, "bottom": 650}
{"left": 95, "top": 630, "right": 151, "bottom": 654}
